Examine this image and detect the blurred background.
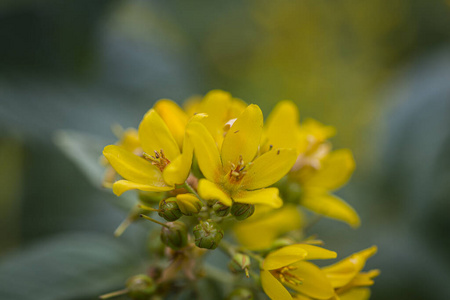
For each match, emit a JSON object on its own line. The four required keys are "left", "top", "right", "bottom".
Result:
{"left": 1, "top": 0, "right": 450, "bottom": 299}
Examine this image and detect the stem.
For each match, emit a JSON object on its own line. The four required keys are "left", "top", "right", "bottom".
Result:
{"left": 219, "top": 239, "right": 236, "bottom": 257}
{"left": 183, "top": 181, "right": 207, "bottom": 205}
{"left": 114, "top": 217, "right": 132, "bottom": 237}
{"left": 137, "top": 204, "right": 160, "bottom": 212}
{"left": 99, "top": 288, "right": 128, "bottom": 299}
{"left": 140, "top": 214, "right": 170, "bottom": 228}
{"left": 240, "top": 249, "right": 264, "bottom": 263}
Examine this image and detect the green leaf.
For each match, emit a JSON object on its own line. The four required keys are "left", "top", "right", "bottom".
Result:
{"left": 54, "top": 130, "right": 137, "bottom": 211}
{"left": 0, "top": 233, "right": 144, "bottom": 300}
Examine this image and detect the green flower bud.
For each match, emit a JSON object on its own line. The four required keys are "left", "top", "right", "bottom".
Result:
{"left": 228, "top": 253, "right": 251, "bottom": 275}
{"left": 193, "top": 219, "right": 224, "bottom": 250}
{"left": 226, "top": 288, "right": 254, "bottom": 300}
{"left": 176, "top": 193, "right": 203, "bottom": 216}
{"left": 160, "top": 221, "right": 188, "bottom": 250}
{"left": 231, "top": 203, "right": 255, "bottom": 221}
{"left": 213, "top": 201, "right": 230, "bottom": 217}
{"left": 158, "top": 197, "right": 182, "bottom": 221}
{"left": 126, "top": 274, "right": 156, "bottom": 300}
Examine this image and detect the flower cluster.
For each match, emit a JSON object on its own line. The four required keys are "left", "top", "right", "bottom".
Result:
{"left": 101, "top": 90, "right": 379, "bottom": 300}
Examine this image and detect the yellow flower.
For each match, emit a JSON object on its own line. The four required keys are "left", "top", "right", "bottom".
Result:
{"left": 233, "top": 204, "right": 303, "bottom": 250}
{"left": 261, "top": 244, "right": 337, "bottom": 300}
{"left": 187, "top": 104, "right": 298, "bottom": 208}
{"left": 264, "top": 100, "right": 360, "bottom": 227}
{"left": 103, "top": 100, "right": 200, "bottom": 196}
{"left": 321, "top": 246, "right": 379, "bottom": 300}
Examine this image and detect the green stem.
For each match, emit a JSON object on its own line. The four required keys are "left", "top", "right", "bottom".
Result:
{"left": 182, "top": 182, "right": 207, "bottom": 205}
{"left": 219, "top": 239, "right": 237, "bottom": 257}
{"left": 140, "top": 214, "right": 170, "bottom": 228}
{"left": 99, "top": 288, "right": 128, "bottom": 299}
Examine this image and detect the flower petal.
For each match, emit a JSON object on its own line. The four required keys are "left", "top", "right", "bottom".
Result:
{"left": 139, "top": 109, "right": 180, "bottom": 161}
{"left": 221, "top": 104, "right": 263, "bottom": 170}
{"left": 103, "top": 145, "right": 168, "bottom": 186}
{"left": 260, "top": 269, "right": 293, "bottom": 300}
{"left": 163, "top": 132, "right": 194, "bottom": 186}
{"left": 265, "top": 100, "right": 301, "bottom": 149}
{"left": 304, "top": 149, "right": 355, "bottom": 191}
{"left": 112, "top": 180, "right": 173, "bottom": 196}
{"left": 233, "top": 205, "right": 303, "bottom": 250}
{"left": 242, "top": 148, "right": 297, "bottom": 190}
{"left": 186, "top": 121, "right": 222, "bottom": 182}
{"left": 288, "top": 261, "right": 335, "bottom": 299}
{"left": 301, "top": 189, "right": 360, "bottom": 228}
{"left": 339, "top": 288, "right": 371, "bottom": 300}
{"left": 233, "top": 188, "right": 282, "bottom": 208}
{"left": 197, "top": 179, "right": 232, "bottom": 206}
{"left": 154, "top": 99, "right": 189, "bottom": 149}
{"left": 198, "top": 90, "right": 233, "bottom": 142}
{"left": 322, "top": 246, "right": 377, "bottom": 288}
{"left": 263, "top": 245, "right": 308, "bottom": 270}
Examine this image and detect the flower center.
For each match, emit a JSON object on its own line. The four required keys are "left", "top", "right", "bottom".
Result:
{"left": 273, "top": 266, "right": 303, "bottom": 286}
{"left": 228, "top": 155, "right": 247, "bottom": 183}
{"left": 144, "top": 149, "right": 171, "bottom": 172}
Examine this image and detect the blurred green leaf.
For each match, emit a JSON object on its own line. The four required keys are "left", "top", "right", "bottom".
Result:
{"left": 0, "top": 232, "right": 144, "bottom": 300}
{"left": 54, "top": 130, "right": 137, "bottom": 211}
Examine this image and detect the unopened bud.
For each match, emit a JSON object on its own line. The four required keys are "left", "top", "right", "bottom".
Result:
{"left": 126, "top": 274, "right": 156, "bottom": 300}
{"left": 160, "top": 221, "right": 188, "bottom": 250}
{"left": 176, "top": 193, "right": 202, "bottom": 216}
{"left": 193, "top": 219, "right": 224, "bottom": 250}
{"left": 213, "top": 201, "right": 230, "bottom": 217}
{"left": 231, "top": 203, "right": 255, "bottom": 221}
{"left": 226, "top": 288, "right": 254, "bottom": 300}
{"left": 158, "top": 197, "right": 182, "bottom": 221}
{"left": 228, "top": 253, "right": 251, "bottom": 276}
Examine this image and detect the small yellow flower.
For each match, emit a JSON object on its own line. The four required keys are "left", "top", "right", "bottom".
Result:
{"left": 103, "top": 100, "right": 201, "bottom": 196}
{"left": 264, "top": 100, "right": 360, "bottom": 227}
{"left": 261, "top": 244, "right": 337, "bottom": 300}
{"left": 187, "top": 104, "right": 298, "bottom": 208}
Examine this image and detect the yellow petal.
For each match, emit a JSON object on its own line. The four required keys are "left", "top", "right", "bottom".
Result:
{"left": 138, "top": 109, "right": 180, "bottom": 161}
{"left": 112, "top": 180, "right": 173, "bottom": 196}
{"left": 221, "top": 104, "right": 263, "bottom": 169}
{"left": 186, "top": 121, "right": 222, "bottom": 182}
{"left": 293, "top": 294, "right": 312, "bottom": 300}
{"left": 197, "top": 179, "right": 232, "bottom": 206}
{"left": 288, "top": 261, "right": 334, "bottom": 300}
{"left": 301, "top": 189, "right": 360, "bottom": 228}
{"left": 233, "top": 205, "right": 303, "bottom": 250}
{"left": 300, "top": 244, "right": 337, "bottom": 260}
{"left": 233, "top": 188, "right": 283, "bottom": 208}
{"left": 265, "top": 100, "right": 301, "bottom": 149}
{"left": 348, "top": 270, "right": 380, "bottom": 287}
{"left": 322, "top": 246, "right": 378, "bottom": 288}
{"left": 162, "top": 133, "right": 194, "bottom": 186}
{"left": 176, "top": 193, "right": 202, "bottom": 215}
{"left": 304, "top": 149, "right": 355, "bottom": 191}
{"left": 103, "top": 145, "right": 168, "bottom": 186}
{"left": 118, "top": 128, "right": 140, "bottom": 152}
{"left": 300, "top": 118, "right": 336, "bottom": 142}
{"left": 263, "top": 245, "right": 308, "bottom": 270}
{"left": 198, "top": 90, "right": 233, "bottom": 140}
{"left": 260, "top": 269, "right": 293, "bottom": 300}
{"left": 154, "top": 99, "right": 189, "bottom": 149}
{"left": 339, "top": 288, "right": 371, "bottom": 300}
{"left": 242, "top": 148, "right": 298, "bottom": 190}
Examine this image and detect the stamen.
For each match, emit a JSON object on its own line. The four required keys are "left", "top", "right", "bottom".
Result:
{"left": 228, "top": 155, "right": 247, "bottom": 182}
{"left": 144, "top": 149, "right": 171, "bottom": 172}
{"left": 273, "top": 266, "right": 304, "bottom": 286}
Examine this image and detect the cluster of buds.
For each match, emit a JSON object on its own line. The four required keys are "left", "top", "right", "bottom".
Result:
{"left": 100, "top": 90, "right": 378, "bottom": 300}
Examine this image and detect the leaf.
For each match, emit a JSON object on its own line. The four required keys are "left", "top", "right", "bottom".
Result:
{"left": 54, "top": 130, "right": 137, "bottom": 211}
{"left": 0, "top": 232, "right": 144, "bottom": 300}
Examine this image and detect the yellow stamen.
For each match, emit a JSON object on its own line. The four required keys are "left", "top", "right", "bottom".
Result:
{"left": 274, "top": 266, "right": 304, "bottom": 286}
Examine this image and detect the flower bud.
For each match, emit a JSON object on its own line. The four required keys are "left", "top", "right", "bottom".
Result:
{"left": 226, "top": 288, "right": 254, "bottom": 300}
{"left": 193, "top": 219, "right": 224, "bottom": 250}
{"left": 213, "top": 201, "right": 230, "bottom": 217}
{"left": 158, "top": 197, "right": 182, "bottom": 221}
{"left": 138, "top": 191, "right": 165, "bottom": 205}
{"left": 126, "top": 274, "right": 156, "bottom": 300}
{"left": 231, "top": 203, "right": 255, "bottom": 221}
{"left": 176, "top": 193, "right": 203, "bottom": 216}
{"left": 160, "top": 221, "right": 188, "bottom": 250}
{"left": 228, "top": 253, "right": 251, "bottom": 274}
